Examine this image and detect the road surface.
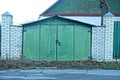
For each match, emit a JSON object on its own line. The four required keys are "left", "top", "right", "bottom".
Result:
{"left": 0, "top": 69, "right": 120, "bottom": 80}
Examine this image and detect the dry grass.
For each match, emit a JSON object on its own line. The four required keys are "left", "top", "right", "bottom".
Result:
{"left": 0, "top": 60, "right": 120, "bottom": 70}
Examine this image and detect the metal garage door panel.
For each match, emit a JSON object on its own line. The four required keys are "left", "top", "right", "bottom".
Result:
{"left": 58, "top": 25, "right": 74, "bottom": 61}
{"left": 40, "top": 25, "right": 56, "bottom": 61}
{"left": 75, "top": 25, "right": 91, "bottom": 60}
{"left": 23, "top": 26, "right": 40, "bottom": 60}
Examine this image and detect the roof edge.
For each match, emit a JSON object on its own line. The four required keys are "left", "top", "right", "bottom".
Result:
{"left": 40, "top": 0, "right": 60, "bottom": 16}
{"left": 22, "top": 15, "right": 97, "bottom": 26}
{"left": 41, "top": 13, "right": 120, "bottom": 17}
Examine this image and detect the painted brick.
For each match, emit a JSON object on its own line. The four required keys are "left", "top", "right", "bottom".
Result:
{"left": 92, "top": 12, "right": 115, "bottom": 62}
{"left": 1, "top": 12, "right": 22, "bottom": 60}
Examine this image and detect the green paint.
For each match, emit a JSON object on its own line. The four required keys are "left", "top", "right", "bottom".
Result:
{"left": 58, "top": 25, "right": 74, "bottom": 61}
{"left": 40, "top": 25, "right": 56, "bottom": 61}
{"left": 113, "top": 21, "right": 120, "bottom": 58}
{"left": 43, "top": 0, "right": 120, "bottom": 15}
{"left": 75, "top": 25, "right": 91, "bottom": 60}
{"left": 23, "top": 25, "right": 40, "bottom": 60}
{"left": 23, "top": 17, "right": 92, "bottom": 61}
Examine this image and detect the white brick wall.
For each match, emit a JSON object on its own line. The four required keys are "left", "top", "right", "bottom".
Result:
{"left": 92, "top": 12, "right": 116, "bottom": 62}
{"left": 9, "top": 26, "right": 22, "bottom": 59}
{"left": 1, "top": 12, "right": 22, "bottom": 60}
{"left": 1, "top": 13, "right": 12, "bottom": 59}
{"left": 104, "top": 15, "right": 114, "bottom": 61}
{"left": 92, "top": 27, "right": 105, "bottom": 61}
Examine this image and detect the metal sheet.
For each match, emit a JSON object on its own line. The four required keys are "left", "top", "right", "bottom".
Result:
{"left": 23, "top": 17, "right": 92, "bottom": 61}
{"left": 23, "top": 25, "right": 40, "bottom": 60}
{"left": 75, "top": 25, "right": 91, "bottom": 60}
{"left": 113, "top": 21, "right": 120, "bottom": 58}
{"left": 40, "top": 25, "right": 56, "bottom": 61}
{"left": 58, "top": 25, "right": 74, "bottom": 61}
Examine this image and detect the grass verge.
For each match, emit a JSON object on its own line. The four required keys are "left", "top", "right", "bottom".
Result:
{"left": 0, "top": 60, "right": 120, "bottom": 70}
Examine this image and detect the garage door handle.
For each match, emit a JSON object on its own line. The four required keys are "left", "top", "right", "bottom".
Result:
{"left": 56, "top": 40, "right": 61, "bottom": 46}
{"left": 58, "top": 42, "right": 61, "bottom": 46}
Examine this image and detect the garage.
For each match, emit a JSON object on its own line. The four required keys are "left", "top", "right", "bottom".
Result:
{"left": 23, "top": 16, "right": 92, "bottom": 61}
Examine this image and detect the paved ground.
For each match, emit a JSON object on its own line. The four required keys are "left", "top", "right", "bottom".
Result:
{"left": 0, "top": 69, "right": 120, "bottom": 80}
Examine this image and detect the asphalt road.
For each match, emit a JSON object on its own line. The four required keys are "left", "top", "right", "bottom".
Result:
{"left": 0, "top": 69, "right": 120, "bottom": 80}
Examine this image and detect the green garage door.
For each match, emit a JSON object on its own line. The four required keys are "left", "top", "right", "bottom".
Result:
{"left": 40, "top": 25, "right": 56, "bottom": 61}
{"left": 75, "top": 25, "right": 91, "bottom": 60}
{"left": 58, "top": 25, "right": 74, "bottom": 61}
{"left": 23, "top": 23, "right": 91, "bottom": 61}
{"left": 40, "top": 24, "right": 91, "bottom": 61}
{"left": 23, "top": 25, "right": 40, "bottom": 60}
